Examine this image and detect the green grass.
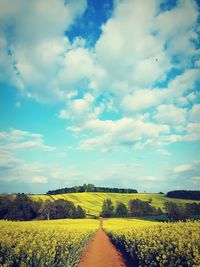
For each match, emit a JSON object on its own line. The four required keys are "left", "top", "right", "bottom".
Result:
{"left": 29, "top": 192, "right": 200, "bottom": 216}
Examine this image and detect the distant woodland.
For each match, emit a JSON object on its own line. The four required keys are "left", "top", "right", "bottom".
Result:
{"left": 47, "top": 184, "right": 138, "bottom": 195}
{"left": 166, "top": 190, "right": 200, "bottom": 200}
{"left": 0, "top": 194, "right": 85, "bottom": 221}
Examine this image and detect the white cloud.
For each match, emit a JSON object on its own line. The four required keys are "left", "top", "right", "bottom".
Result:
{"left": 174, "top": 164, "right": 193, "bottom": 173}
{"left": 58, "top": 47, "right": 98, "bottom": 89}
{"left": 184, "top": 123, "right": 200, "bottom": 141}
{"left": 157, "top": 149, "right": 172, "bottom": 156}
{"left": 155, "top": 0, "right": 198, "bottom": 57}
{"left": 189, "top": 104, "right": 200, "bottom": 123}
{"left": 0, "top": 0, "right": 87, "bottom": 102}
{"left": 31, "top": 175, "right": 48, "bottom": 184}
{"left": 59, "top": 93, "right": 104, "bottom": 124}
{"left": 122, "top": 89, "right": 167, "bottom": 113}
{"left": 0, "top": 0, "right": 199, "bottom": 153}
{"left": 0, "top": 129, "right": 42, "bottom": 141}
{"left": 0, "top": 152, "right": 85, "bottom": 186}
{"left": 95, "top": 0, "right": 198, "bottom": 95}
{"left": 0, "top": 0, "right": 87, "bottom": 44}
{"left": 96, "top": 0, "right": 170, "bottom": 87}
{"left": 171, "top": 161, "right": 200, "bottom": 188}
{"left": 0, "top": 129, "right": 55, "bottom": 151}
{"left": 143, "top": 176, "right": 158, "bottom": 181}
{"left": 167, "top": 69, "right": 200, "bottom": 99}
{"left": 154, "top": 104, "right": 187, "bottom": 124}
{"left": 1, "top": 0, "right": 198, "bottom": 107}
{"left": 79, "top": 117, "right": 169, "bottom": 151}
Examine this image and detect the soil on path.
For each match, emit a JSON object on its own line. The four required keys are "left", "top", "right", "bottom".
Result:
{"left": 78, "top": 228, "right": 131, "bottom": 267}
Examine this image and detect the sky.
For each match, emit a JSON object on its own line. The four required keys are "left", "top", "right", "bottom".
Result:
{"left": 0, "top": 0, "right": 200, "bottom": 194}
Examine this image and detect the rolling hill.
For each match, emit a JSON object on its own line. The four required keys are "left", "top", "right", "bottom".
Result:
{"left": 29, "top": 192, "right": 200, "bottom": 216}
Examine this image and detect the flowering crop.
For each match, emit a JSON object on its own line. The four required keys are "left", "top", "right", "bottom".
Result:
{"left": 104, "top": 219, "right": 200, "bottom": 267}
{"left": 0, "top": 219, "right": 98, "bottom": 267}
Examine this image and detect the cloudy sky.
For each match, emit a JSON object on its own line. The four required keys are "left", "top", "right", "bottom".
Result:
{"left": 0, "top": 0, "right": 200, "bottom": 194}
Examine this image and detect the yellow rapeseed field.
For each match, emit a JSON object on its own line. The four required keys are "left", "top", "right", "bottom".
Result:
{"left": 0, "top": 219, "right": 99, "bottom": 267}
{"left": 104, "top": 219, "right": 200, "bottom": 267}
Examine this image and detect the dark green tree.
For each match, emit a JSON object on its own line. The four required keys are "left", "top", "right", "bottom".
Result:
{"left": 185, "top": 202, "right": 200, "bottom": 216}
{"left": 0, "top": 194, "right": 38, "bottom": 221}
{"left": 100, "top": 199, "right": 114, "bottom": 218}
{"left": 0, "top": 196, "right": 11, "bottom": 219}
{"left": 115, "top": 202, "right": 128, "bottom": 217}
{"left": 39, "top": 200, "right": 55, "bottom": 220}
{"left": 164, "top": 202, "right": 188, "bottom": 221}
{"left": 75, "top": 205, "right": 85, "bottom": 218}
{"left": 128, "top": 199, "right": 156, "bottom": 217}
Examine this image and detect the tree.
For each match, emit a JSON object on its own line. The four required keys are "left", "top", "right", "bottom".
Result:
{"left": 100, "top": 199, "right": 114, "bottom": 218}
{"left": 75, "top": 205, "right": 85, "bottom": 218}
{"left": 115, "top": 202, "right": 128, "bottom": 217}
{"left": 0, "top": 196, "right": 11, "bottom": 219}
{"left": 39, "top": 199, "right": 80, "bottom": 220}
{"left": 166, "top": 190, "right": 200, "bottom": 200}
{"left": 185, "top": 202, "right": 200, "bottom": 216}
{"left": 157, "top": 207, "right": 163, "bottom": 215}
{"left": 128, "top": 199, "right": 156, "bottom": 217}
{"left": 0, "top": 194, "right": 39, "bottom": 221}
{"left": 47, "top": 184, "right": 138, "bottom": 194}
{"left": 164, "top": 202, "right": 188, "bottom": 221}
{"left": 39, "top": 200, "right": 55, "bottom": 220}
{"left": 0, "top": 195, "right": 86, "bottom": 221}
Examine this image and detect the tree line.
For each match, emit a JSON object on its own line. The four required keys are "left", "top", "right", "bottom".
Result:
{"left": 100, "top": 199, "right": 163, "bottom": 218}
{"left": 47, "top": 184, "right": 138, "bottom": 195}
{"left": 0, "top": 194, "right": 85, "bottom": 221}
{"left": 1, "top": 194, "right": 199, "bottom": 222}
{"left": 164, "top": 202, "right": 200, "bottom": 221}
{"left": 100, "top": 198, "right": 200, "bottom": 221}
{"left": 166, "top": 190, "right": 200, "bottom": 200}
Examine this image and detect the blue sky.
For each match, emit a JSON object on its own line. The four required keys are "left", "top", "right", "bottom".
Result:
{"left": 0, "top": 0, "right": 200, "bottom": 194}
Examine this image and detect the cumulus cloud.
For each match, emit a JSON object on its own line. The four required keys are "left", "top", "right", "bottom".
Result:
{"left": 183, "top": 123, "right": 200, "bottom": 141}
{"left": 96, "top": 0, "right": 171, "bottom": 89}
{"left": 122, "top": 89, "right": 167, "bottom": 113}
{"left": 0, "top": 0, "right": 87, "bottom": 102}
{"left": 0, "top": 129, "right": 55, "bottom": 151}
{"left": 0, "top": 0, "right": 199, "bottom": 152}
{"left": 154, "top": 104, "right": 187, "bottom": 124}
{"left": 188, "top": 104, "right": 200, "bottom": 123}
{"left": 59, "top": 93, "right": 104, "bottom": 124}
{"left": 79, "top": 117, "right": 169, "bottom": 151}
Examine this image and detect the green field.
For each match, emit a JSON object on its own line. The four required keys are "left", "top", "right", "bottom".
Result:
{"left": 29, "top": 192, "right": 200, "bottom": 216}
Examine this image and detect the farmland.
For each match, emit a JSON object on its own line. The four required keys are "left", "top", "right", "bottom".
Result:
{"left": 0, "top": 219, "right": 99, "bottom": 267}
{"left": 29, "top": 192, "right": 200, "bottom": 216}
{"left": 104, "top": 219, "right": 200, "bottom": 267}
{"left": 1, "top": 218, "right": 199, "bottom": 267}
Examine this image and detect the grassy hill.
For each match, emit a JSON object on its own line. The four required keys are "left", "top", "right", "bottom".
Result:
{"left": 29, "top": 192, "right": 200, "bottom": 216}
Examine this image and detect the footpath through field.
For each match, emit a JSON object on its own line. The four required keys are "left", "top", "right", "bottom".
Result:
{"left": 78, "top": 219, "right": 131, "bottom": 267}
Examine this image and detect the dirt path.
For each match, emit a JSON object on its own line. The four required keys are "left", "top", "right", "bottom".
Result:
{"left": 78, "top": 228, "right": 130, "bottom": 267}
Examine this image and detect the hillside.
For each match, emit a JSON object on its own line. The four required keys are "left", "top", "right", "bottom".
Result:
{"left": 29, "top": 193, "right": 200, "bottom": 216}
